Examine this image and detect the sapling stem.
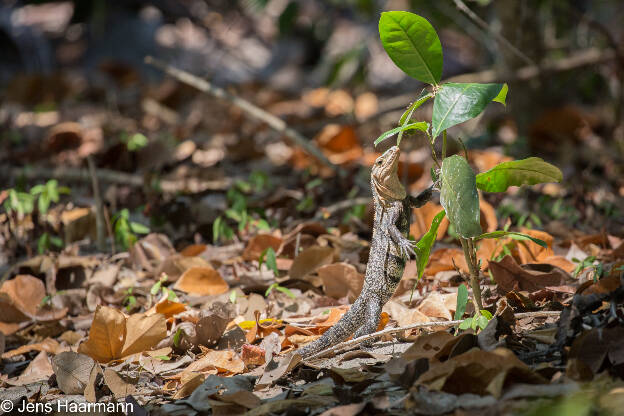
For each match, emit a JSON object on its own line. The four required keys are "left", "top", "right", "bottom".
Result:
{"left": 442, "top": 130, "right": 448, "bottom": 159}
{"left": 460, "top": 237, "right": 483, "bottom": 311}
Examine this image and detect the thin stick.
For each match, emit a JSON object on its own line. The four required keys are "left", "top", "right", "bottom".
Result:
{"left": 86, "top": 156, "right": 106, "bottom": 252}
{"left": 5, "top": 166, "right": 231, "bottom": 193}
{"left": 452, "top": 0, "right": 535, "bottom": 67}
{"left": 144, "top": 56, "right": 345, "bottom": 179}
{"left": 302, "top": 310, "right": 561, "bottom": 361}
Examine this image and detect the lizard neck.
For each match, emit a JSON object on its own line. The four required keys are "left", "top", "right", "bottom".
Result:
{"left": 371, "top": 175, "right": 406, "bottom": 208}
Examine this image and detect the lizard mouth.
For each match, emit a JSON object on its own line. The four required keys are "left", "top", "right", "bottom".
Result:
{"left": 382, "top": 146, "right": 400, "bottom": 169}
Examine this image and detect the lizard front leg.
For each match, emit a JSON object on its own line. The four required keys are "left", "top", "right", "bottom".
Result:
{"left": 407, "top": 184, "right": 434, "bottom": 208}
{"left": 385, "top": 202, "right": 415, "bottom": 259}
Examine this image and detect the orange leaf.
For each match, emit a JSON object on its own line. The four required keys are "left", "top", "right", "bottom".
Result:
{"left": 174, "top": 267, "right": 229, "bottom": 295}
{"left": 242, "top": 234, "right": 282, "bottom": 261}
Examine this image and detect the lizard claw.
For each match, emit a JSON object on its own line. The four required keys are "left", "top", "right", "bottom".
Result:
{"left": 397, "top": 238, "right": 417, "bottom": 259}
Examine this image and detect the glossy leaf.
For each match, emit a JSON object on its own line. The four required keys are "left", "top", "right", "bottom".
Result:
{"left": 454, "top": 284, "right": 468, "bottom": 320}
{"left": 475, "top": 231, "right": 547, "bottom": 248}
{"left": 432, "top": 83, "right": 505, "bottom": 138}
{"left": 374, "top": 122, "right": 429, "bottom": 146}
{"left": 475, "top": 157, "right": 563, "bottom": 192}
{"left": 414, "top": 210, "right": 446, "bottom": 280}
{"left": 493, "top": 83, "right": 508, "bottom": 106}
{"left": 379, "top": 11, "right": 443, "bottom": 85}
{"left": 440, "top": 155, "right": 481, "bottom": 238}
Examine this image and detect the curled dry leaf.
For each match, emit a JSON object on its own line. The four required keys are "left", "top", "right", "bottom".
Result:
{"left": 289, "top": 246, "right": 335, "bottom": 280}
{"left": 317, "top": 263, "right": 364, "bottom": 302}
{"left": 516, "top": 228, "right": 554, "bottom": 264}
{"left": 424, "top": 249, "right": 469, "bottom": 276}
{"left": 241, "top": 343, "right": 266, "bottom": 366}
{"left": 489, "top": 255, "right": 571, "bottom": 295}
{"left": 103, "top": 368, "right": 137, "bottom": 399}
{"left": 2, "top": 337, "right": 63, "bottom": 359}
{"left": 417, "top": 292, "right": 455, "bottom": 321}
{"left": 12, "top": 351, "right": 54, "bottom": 386}
{"left": 174, "top": 266, "right": 229, "bottom": 295}
{"left": 243, "top": 234, "right": 283, "bottom": 261}
{"left": 129, "top": 233, "right": 176, "bottom": 271}
{"left": 158, "top": 255, "right": 211, "bottom": 282}
{"left": 416, "top": 347, "right": 547, "bottom": 397}
{"left": 0, "top": 274, "right": 67, "bottom": 323}
{"left": 78, "top": 306, "right": 167, "bottom": 362}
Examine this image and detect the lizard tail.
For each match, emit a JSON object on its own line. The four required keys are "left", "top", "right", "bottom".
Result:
{"left": 297, "top": 297, "right": 366, "bottom": 358}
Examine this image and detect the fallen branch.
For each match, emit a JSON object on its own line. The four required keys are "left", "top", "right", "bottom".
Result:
{"left": 5, "top": 166, "right": 231, "bottom": 193}
{"left": 302, "top": 310, "right": 561, "bottom": 362}
{"left": 144, "top": 56, "right": 347, "bottom": 180}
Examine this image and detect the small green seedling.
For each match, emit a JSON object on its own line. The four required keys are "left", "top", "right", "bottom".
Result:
{"left": 265, "top": 283, "right": 296, "bottom": 299}
{"left": 259, "top": 247, "right": 279, "bottom": 277}
{"left": 377, "top": 11, "right": 562, "bottom": 316}
{"left": 112, "top": 208, "right": 150, "bottom": 250}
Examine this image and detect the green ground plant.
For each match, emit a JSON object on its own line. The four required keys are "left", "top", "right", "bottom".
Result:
{"left": 376, "top": 11, "right": 562, "bottom": 324}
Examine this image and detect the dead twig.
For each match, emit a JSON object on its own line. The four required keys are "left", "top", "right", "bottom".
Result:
{"left": 452, "top": 0, "right": 535, "bottom": 66}
{"left": 5, "top": 166, "right": 231, "bottom": 193}
{"left": 86, "top": 156, "right": 106, "bottom": 252}
{"left": 302, "top": 310, "right": 561, "bottom": 362}
{"left": 144, "top": 56, "right": 347, "bottom": 181}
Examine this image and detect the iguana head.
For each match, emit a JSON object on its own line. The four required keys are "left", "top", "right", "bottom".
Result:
{"left": 371, "top": 146, "right": 406, "bottom": 204}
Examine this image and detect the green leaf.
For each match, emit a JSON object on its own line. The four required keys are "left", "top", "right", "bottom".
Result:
{"left": 475, "top": 157, "right": 563, "bottom": 193}
{"left": 493, "top": 83, "right": 508, "bottom": 106}
{"left": 374, "top": 122, "right": 429, "bottom": 146}
{"left": 454, "top": 284, "right": 468, "bottom": 320}
{"left": 275, "top": 285, "right": 296, "bottom": 299}
{"left": 399, "top": 89, "right": 433, "bottom": 125}
{"left": 476, "top": 315, "right": 489, "bottom": 329}
{"left": 432, "top": 83, "right": 505, "bottom": 138}
{"left": 475, "top": 231, "right": 547, "bottom": 248}
{"left": 480, "top": 309, "right": 493, "bottom": 320}
{"left": 38, "top": 193, "right": 50, "bottom": 214}
{"left": 130, "top": 222, "right": 150, "bottom": 234}
{"left": 213, "top": 216, "right": 223, "bottom": 243}
{"left": 459, "top": 318, "right": 472, "bottom": 330}
{"left": 439, "top": 155, "right": 481, "bottom": 238}
{"left": 379, "top": 11, "right": 443, "bottom": 85}
{"left": 414, "top": 210, "right": 446, "bottom": 280}
{"left": 150, "top": 280, "right": 162, "bottom": 296}
{"left": 260, "top": 247, "right": 279, "bottom": 277}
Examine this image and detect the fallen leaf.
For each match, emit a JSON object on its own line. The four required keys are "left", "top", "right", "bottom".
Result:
{"left": 417, "top": 292, "right": 453, "bottom": 321}
{"left": 103, "top": 368, "right": 137, "bottom": 399}
{"left": 12, "top": 351, "right": 54, "bottom": 385}
{"left": 78, "top": 306, "right": 167, "bottom": 362}
{"left": 317, "top": 263, "right": 364, "bottom": 302}
{"left": 129, "top": 233, "right": 176, "bottom": 271}
{"left": 424, "top": 249, "right": 469, "bottom": 276}
{"left": 479, "top": 199, "right": 498, "bottom": 233}
{"left": 0, "top": 274, "right": 67, "bottom": 323}
{"left": 416, "top": 347, "right": 547, "bottom": 397}
{"left": 256, "top": 352, "right": 301, "bottom": 388}
{"left": 289, "top": 246, "right": 334, "bottom": 280}
{"left": 489, "top": 255, "right": 571, "bottom": 295}
{"left": 516, "top": 228, "right": 554, "bottom": 263}
{"left": 51, "top": 351, "right": 96, "bottom": 394}
{"left": 174, "top": 266, "right": 229, "bottom": 295}
{"left": 411, "top": 203, "right": 449, "bottom": 240}
{"left": 241, "top": 344, "right": 266, "bottom": 366}
{"left": 2, "top": 338, "right": 63, "bottom": 359}
{"left": 243, "top": 234, "right": 283, "bottom": 261}
{"left": 172, "top": 372, "right": 205, "bottom": 399}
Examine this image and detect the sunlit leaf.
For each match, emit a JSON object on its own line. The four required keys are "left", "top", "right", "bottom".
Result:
{"left": 475, "top": 157, "right": 563, "bottom": 192}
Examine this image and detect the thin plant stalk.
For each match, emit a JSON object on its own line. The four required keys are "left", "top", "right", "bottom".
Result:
{"left": 460, "top": 237, "right": 483, "bottom": 311}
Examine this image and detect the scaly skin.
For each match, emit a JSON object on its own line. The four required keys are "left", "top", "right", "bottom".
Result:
{"left": 298, "top": 146, "right": 432, "bottom": 358}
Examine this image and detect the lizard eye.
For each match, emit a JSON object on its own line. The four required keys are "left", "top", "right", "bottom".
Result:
{"left": 376, "top": 160, "right": 383, "bottom": 165}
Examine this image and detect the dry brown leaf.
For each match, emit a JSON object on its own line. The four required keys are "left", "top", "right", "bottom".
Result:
{"left": 12, "top": 351, "right": 54, "bottom": 385}
{"left": 317, "top": 263, "right": 364, "bottom": 302}
{"left": 489, "top": 255, "right": 571, "bottom": 295}
{"left": 51, "top": 351, "right": 96, "bottom": 394}
{"left": 177, "top": 350, "right": 245, "bottom": 378}
{"left": 469, "top": 150, "right": 513, "bottom": 173}
{"left": 158, "top": 255, "right": 211, "bottom": 282}
{"left": 2, "top": 337, "right": 63, "bottom": 359}
{"left": 479, "top": 199, "right": 498, "bottom": 233}
{"left": 516, "top": 228, "right": 554, "bottom": 263}
{"left": 243, "top": 234, "right": 283, "bottom": 261}
{"left": 151, "top": 298, "right": 187, "bottom": 318}
{"left": 401, "top": 331, "right": 455, "bottom": 361}
{"left": 173, "top": 372, "right": 205, "bottom": 399}
{"left": 289, "top": 246, "right": 334, "bottom": 280}
{"left": 0, "top": 274, "right": 67, "bottom": 323}
{"left": 180, "top": 244, "right": 208, "bottom": 257}
{"left": 103, "top": 368, "right": 137, "bottom": 399}
{"left": 129, "top": 233, "right": 175, "bottom": 271}
{"left": 384, "top": 300, "right": 430, "bottom": 327}
{"left": 354, "top": 92, "right": 378, "bottom": 121}
{"left": 78, "top": 306, "right": 167, "bottom": 363}
{"left": 416, "top": 347, "right": 547, "bottom": 397}
{"left": 316, "top": 124, "right": 362, "bottom": 165}
{"left": 424, "top": 249, "right": 469, "bottom": 276}
{"left": 417, "top": 293, "right": 453, "bottom": 321}
{"left": 121, "top": 312, "right": 168, "bottom": 357}
{"left": 411, "top": 203, "right": 449, "bottom": 240}
{"left": 241, "top": 344, "right": 266, "bottom": 366}
{"left": 174, "top": 266, "right": 229, "bottom": 295}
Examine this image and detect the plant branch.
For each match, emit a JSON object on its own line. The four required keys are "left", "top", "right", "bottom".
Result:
{"left": 302, "top": 311, "right": 561, "bottom": 361}
{"left": 144, "top": 56, "right": 348, "bottom": 181}
{"left": 86, "top": 156, "right": 106, "bottom": 252}
{"left": 452, "top": 0, "right": 535, "bottom": 66}
{"left": 460, "top": 237, "right": 483, "bottom": 311}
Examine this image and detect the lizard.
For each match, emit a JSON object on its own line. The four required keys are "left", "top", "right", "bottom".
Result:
{"left": 298, "top": 145, "right": 433, "bottom": 358}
